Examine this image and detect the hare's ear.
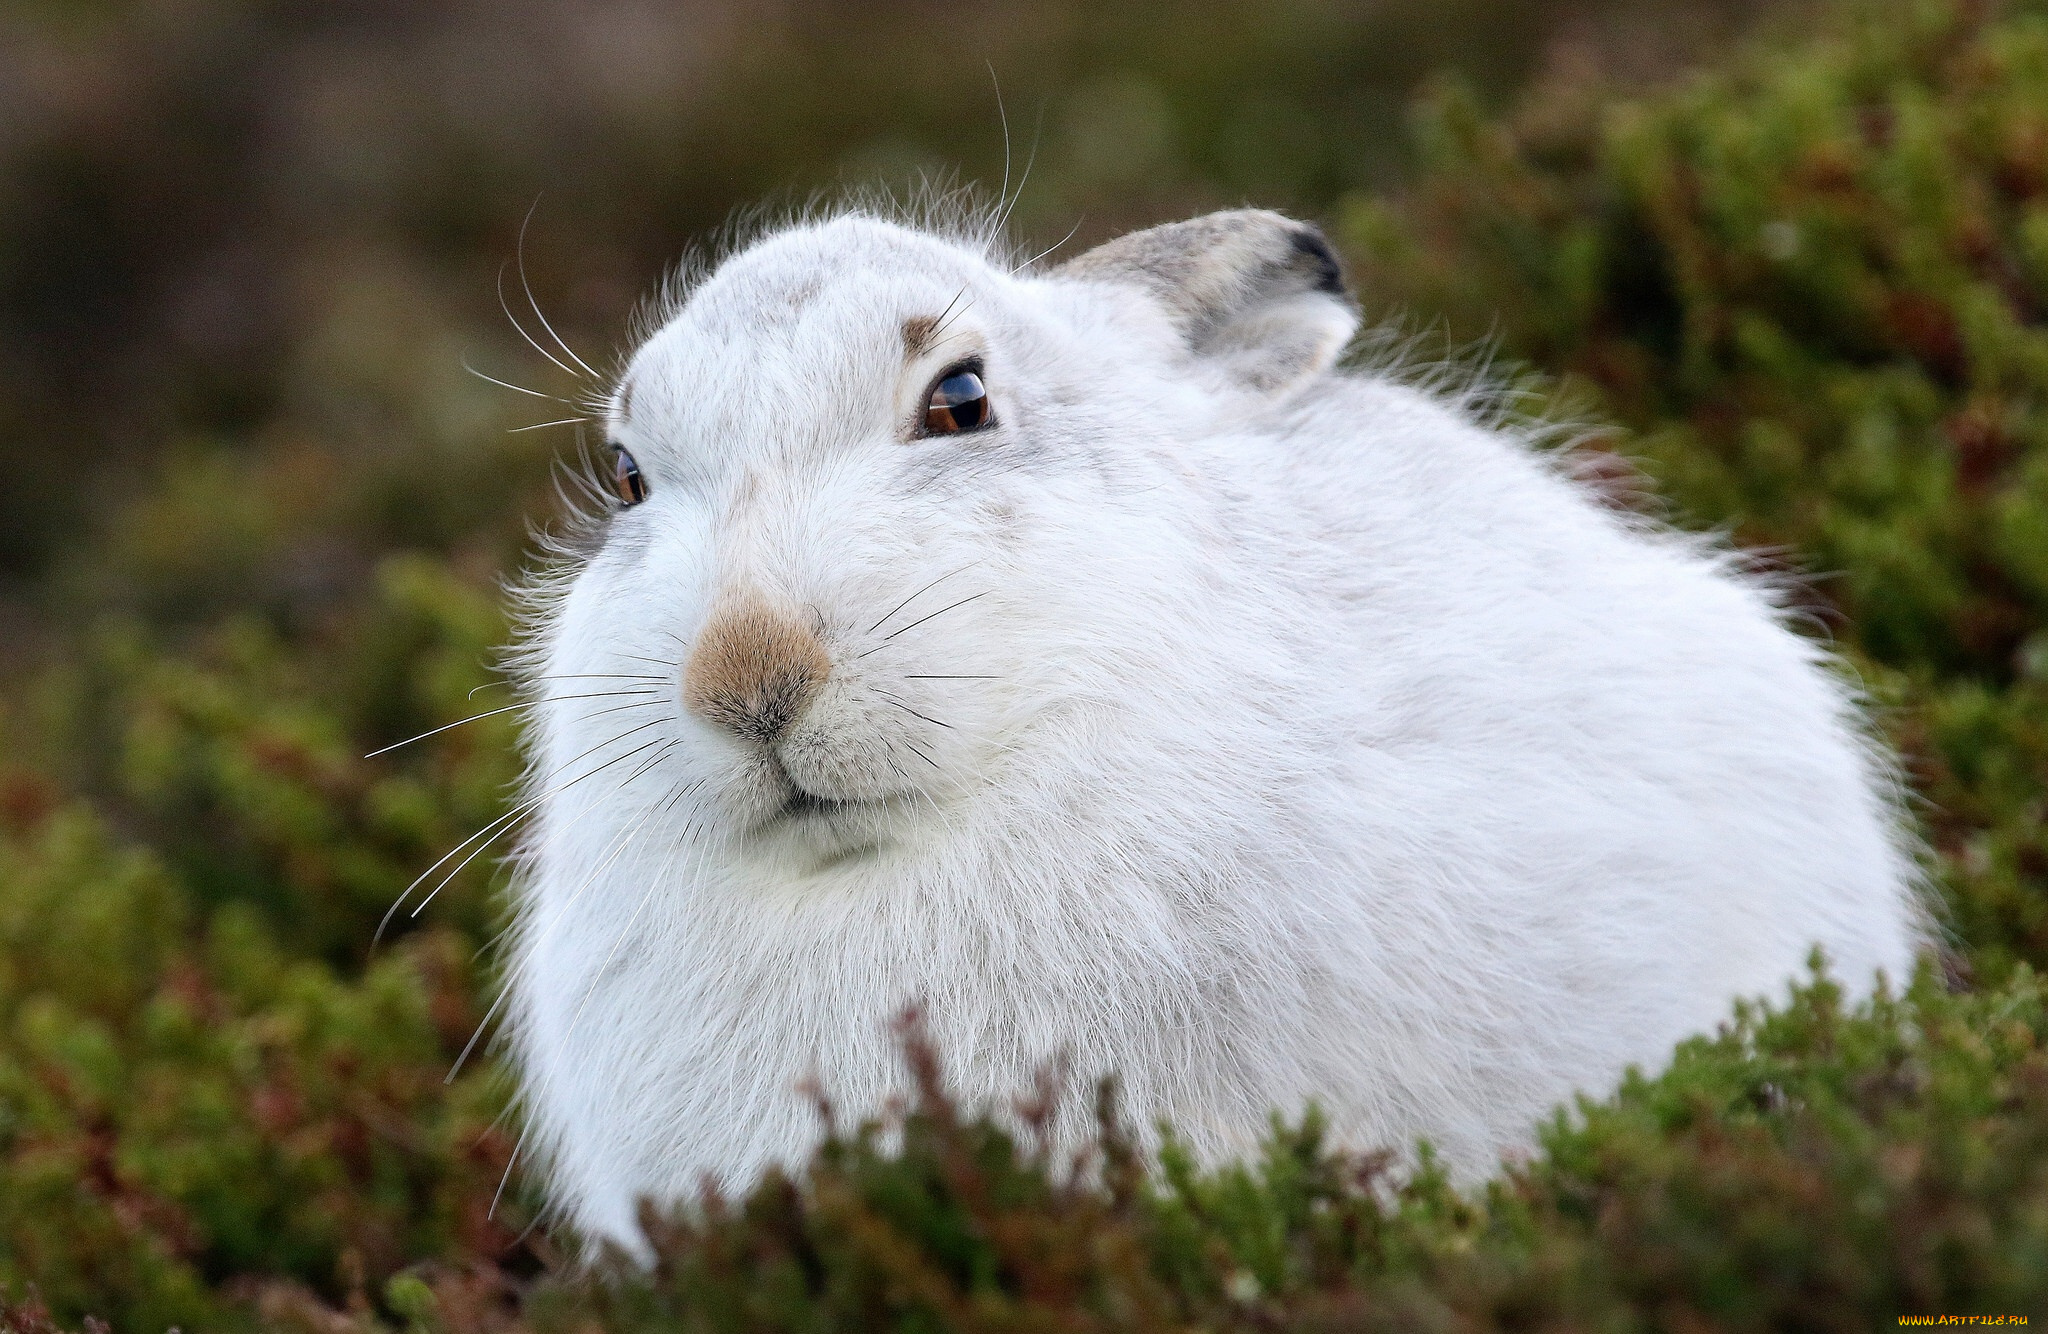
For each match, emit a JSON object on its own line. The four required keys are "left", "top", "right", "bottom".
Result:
{"left": 1056, "top": 209, "right": 1358, "bottom": 394}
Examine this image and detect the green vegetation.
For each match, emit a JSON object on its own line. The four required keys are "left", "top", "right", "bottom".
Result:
{"left": 1341, "top": 0, "right": 2048, "bottom": 980}
{"left": 3, "top": 0, "right": 2045, "bottom": 1326}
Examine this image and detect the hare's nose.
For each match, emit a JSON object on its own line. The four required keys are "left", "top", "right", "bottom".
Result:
{"left": 682, "top": 595, "right": 831, "bottom": 745}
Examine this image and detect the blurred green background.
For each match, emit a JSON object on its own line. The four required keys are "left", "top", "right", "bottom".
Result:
{"left": 0, "top": 0, "right": 1777, "bottom": 631}
{"left": 5, "top": 0, "right": 2048, "bottom": 1328}
{"left": 0, "top": 0, "right": 1792, "bottom": 972}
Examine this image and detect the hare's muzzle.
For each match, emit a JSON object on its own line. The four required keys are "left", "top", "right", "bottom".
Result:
{"left": 681, "top": 594, "right": 831, "bottom": 747}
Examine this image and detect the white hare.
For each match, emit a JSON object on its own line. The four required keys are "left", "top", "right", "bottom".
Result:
{"left": 504, "top": 204, "right": 1924, "bottom": 1250}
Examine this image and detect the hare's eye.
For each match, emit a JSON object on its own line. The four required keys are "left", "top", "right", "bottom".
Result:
{"left": 610, "top": 445, "right": 647, "bottom": 506}
{"left": 922, "top": 365, "right": 992, "bottom": 435}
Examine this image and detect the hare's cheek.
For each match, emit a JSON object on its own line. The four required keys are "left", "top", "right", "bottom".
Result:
{"left": 972, "top": 496, "right": 1031, "bottom": 551}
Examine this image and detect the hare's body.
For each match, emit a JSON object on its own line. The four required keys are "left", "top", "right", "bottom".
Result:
{"left": 507, "top": 208, "right": 1922, "bottom": 1249}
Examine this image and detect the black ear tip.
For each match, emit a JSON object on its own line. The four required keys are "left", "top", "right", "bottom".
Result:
{"left": 1289, "top": 226, "right": 1347, "bottom": 296}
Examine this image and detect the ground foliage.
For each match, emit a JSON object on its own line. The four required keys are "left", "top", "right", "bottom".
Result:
{"left": 3, "top": 0, "right": 2047, "bottom": 1327}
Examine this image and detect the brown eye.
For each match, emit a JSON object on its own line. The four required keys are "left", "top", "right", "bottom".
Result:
{"left": 611, "top": 445, "right": 647, "bottom": 506}
{"left": 923, "top": 366, "right": 992, "bottom": 434}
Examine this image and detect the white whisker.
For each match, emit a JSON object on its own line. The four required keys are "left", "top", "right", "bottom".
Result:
{"left": 408, "top": 723, "right": 671, "bottom": 920}
{"left": 463, "top": 358, "right": 572, "bottom": 404}
{"left": 469, "top": 674, "right": 666, "bottom": 698}
{"left": 1015, "top": 216, "right": 1085, "bottom": 274}
{"left": 447, "top": 755, "right": 684, "bottom": 1085}
{"left": 992, "top": 95, "right": 1046, "bottom": 244}
{"left": 499, "top": 261, "right": 584, "bottom": 381}
{"left": 518, "top": 199, "right": 603, "bottom": 379}
{"left": 364, "top": 688, "right": 659, "bottom": 758}
{"left": 373, "top": 728, "right": 670, "bottom": 944}
{"left": 489, "top": 1123, "right": 530, "bottom": 1222}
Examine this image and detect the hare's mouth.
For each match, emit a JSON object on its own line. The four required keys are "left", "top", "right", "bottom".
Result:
{"left": 780, "top": 788, "right": 851, "bottom": 821}
{"left": 760, "top": 782, "right": 883, "bottom": 834}
{"left": 750, "top": 783, "right": 903, "bottom": 868}
{"left": 741, "top": 757, "right": 915, "bottom": 863}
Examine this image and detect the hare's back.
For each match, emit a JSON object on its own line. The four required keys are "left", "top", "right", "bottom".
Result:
{"left": 1257, "top": 373, "right": 1921, "bottom": 1001}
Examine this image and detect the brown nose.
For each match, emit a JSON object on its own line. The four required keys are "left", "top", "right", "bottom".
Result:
{"left": 682, "top": 594, "right": 831, "bottom": 744}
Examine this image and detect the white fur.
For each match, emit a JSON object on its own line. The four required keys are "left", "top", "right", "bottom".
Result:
{"left": 503, "top": 205, "right": 1925, "bottom": 1251}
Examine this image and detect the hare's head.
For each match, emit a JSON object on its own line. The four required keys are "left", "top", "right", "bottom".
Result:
{"left": 526, "top": 207, "right": 1357, "bottom": 878}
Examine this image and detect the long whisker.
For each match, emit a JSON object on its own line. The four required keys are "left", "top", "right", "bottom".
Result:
{"left": 875, "top": 691, "right": 951, "bottom": 729}
{"left": 364, "top": 702, "right": 529, "bottom": 758}
{"left": 463, "top": 358, "right": 572, "bottom": 405}
{"left": 445, "top": 755, "right": 684, "bottom": 1084}
{"left": 447, "top": 981, "right": 513, "bottom": 1086}
{"left": 1015, "top": 216, "right": 1085, "bottom": 274}
{"left": 927, "top": 280, "right": 974, "bottom": 342}
{"left": 568, "top": 697, "right": 665, "bottom": 727}
{"left": 406, "top": 722, "right": 671, "bottom": 921}
{"left": 902, "top": 674, "right": 1003, "bottom": 680}
{"left": 867, "top": 562, "right": 981, "bottom": 635}
{"left": 498, "top": 261, "right": 584, "bottom": 381}
{"left": 460, "top": 880, "right": 601, "bottom": 1085}
{"left": 885, "top": 741, "right": 946, "bottom": 823}
{"left": 991, "top": 60, "right": 1013, "bottom": 229}
{"left": 469, "top": 675, "right": 666, "bottom": 698}
{"left": 508, "top": 416, "right": 592, "bottom": 433}
{"left": 860, "top": 590, "right": 991, "bottom": 656}
{"left": 930, "top": 292, "right": 979, "bottom": 342}
{"left": 530, "top": 673, "right": 668, "bottom": 682}
{"left": 993, "top": 96, "right": 1047, "bottom": 243}
{"left": 489, "top": 1124, "right": 529, "bottom": 1222}
{"left": 518, "top": 198, "right": 602, "bottom": 379}
{"left": 903, "top": 738, "right": 941, "bottom": 769}
{"left": 377, "top": 794, "right": 537, "bottom": 946}
{"left": 478, "top": 770, "right": 706, "bottom": 1022}
{"left": 365, "top": 688, "right": 659, "bottom": 758}
{"left": 374, "top": 729, "right": 670, "bottom": 944}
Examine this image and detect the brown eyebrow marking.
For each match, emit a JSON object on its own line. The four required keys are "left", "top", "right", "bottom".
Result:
{"left": 901, "top": 315, "right": 938, "bottom": 358}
